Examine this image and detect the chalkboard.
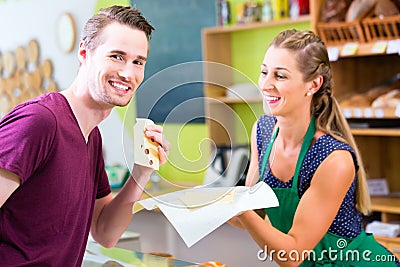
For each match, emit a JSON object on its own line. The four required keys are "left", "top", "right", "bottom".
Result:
{"left": 131, "top": 0, "right": 217, "bottom": 123}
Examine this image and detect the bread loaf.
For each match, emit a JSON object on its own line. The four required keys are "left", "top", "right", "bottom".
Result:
{"left": 321, "top": 0, "right": 352, "bottom": 22}
{"left": 339, "top": 85, "right": 392, "bottom": 107}
{"left": 340, "top": 94, "right": 371, "bottom": 107}
{"left": 393, "top": 0, "right": 400, "bottom": 10}
{"left": 375, "top": 0, "right": 400, "bottom": 17}
{"left": 346, "top": 0, "right": 377, "bottom": 21}
{"left": 372, "top": 89, "right": 400, "bottom": 108}
{"left": 365, "top": 85, "right": 393, "bottom": 102}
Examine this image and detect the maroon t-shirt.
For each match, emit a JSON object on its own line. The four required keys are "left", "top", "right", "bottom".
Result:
{"left": 0, "top": 92, "right": 111, "bottom": 266}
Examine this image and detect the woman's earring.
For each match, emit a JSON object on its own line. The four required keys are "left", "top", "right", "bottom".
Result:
{"left": 306, "top": 92, "right": 312, "bottom": 96}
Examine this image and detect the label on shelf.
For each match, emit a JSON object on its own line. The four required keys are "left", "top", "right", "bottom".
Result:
{"left": 396, "top": 104, "right": 400, "bottom": 117}
{"left": 341, "top": 43, "right": 358, "bottom": 56}
{"left": 375, "top": 108, "right": 384, "bottom": 118}
{"left": 342, "top": 108, "right": 352, "bottom": 118}
{"left": 327, "top": 47, "right": 339, "bottom": 62}
{"left": 387, "top": 39, "right": 400, "bottom": 54}
{"left": 364, "top": 108, "right": 373, "bottom": 118}
{"left": 371, "top": 41, "right": 387, "bottom": 54}
{"left": 367, "top": 178, "right": 390, "bottom": 196}
{"left": 340, "top": 107, "right": 399, "bottom": 118}
{"left": 353, "top": 108, "right": 363, "bottom": 118}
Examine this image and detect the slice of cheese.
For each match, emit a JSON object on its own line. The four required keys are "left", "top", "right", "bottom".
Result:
{"left": 134, "top": 118, "right": 159, "bottom": 170}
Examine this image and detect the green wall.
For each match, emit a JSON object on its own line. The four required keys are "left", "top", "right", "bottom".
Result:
{"left": 231, "top": 20, "right": 311, "bottom": 83}
{"left": 158, "top": 123, "right": 210, "bottom": 184}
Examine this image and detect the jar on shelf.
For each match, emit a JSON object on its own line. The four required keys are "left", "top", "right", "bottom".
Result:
{"left": 217, "top": 0, "right": 231, "bottom": 26}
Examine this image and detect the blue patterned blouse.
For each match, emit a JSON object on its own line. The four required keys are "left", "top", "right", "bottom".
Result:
{"left": 256, "top": 115, "right": 362, "bottom": 238}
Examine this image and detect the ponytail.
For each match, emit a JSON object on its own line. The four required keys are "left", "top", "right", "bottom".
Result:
{"left": 314, "top": 95, "right": 371, "bottom": 215}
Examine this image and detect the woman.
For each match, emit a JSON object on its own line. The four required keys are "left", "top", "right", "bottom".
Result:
{"left": 231, "top": 29, "right": 399, "bottom": 266}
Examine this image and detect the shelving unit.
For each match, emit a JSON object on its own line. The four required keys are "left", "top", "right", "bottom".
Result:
{"left": 312, "top": 0, "right": 400, "bottom": 256}
{"left": 202, "top": 0, "right": 400, "bottom": 256}
{"left": 202, "top": 16, "right": 311, "bottom": 146}
{"left": 370, "top": 197, "right": 400, "bottom": 259}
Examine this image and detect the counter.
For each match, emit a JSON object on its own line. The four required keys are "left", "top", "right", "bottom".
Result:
{"left": 112, "top": 179, "right": 278, "bottom": 267}
{"left": 111, "top": 178, "right": 201, "bottom": 201}
{"left": 84, "top": 240, "right": 203, "bottom": 267}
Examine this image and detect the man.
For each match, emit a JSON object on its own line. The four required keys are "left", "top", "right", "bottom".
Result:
{"left": 0, "top": 6, "right": 169, "bottom": 266}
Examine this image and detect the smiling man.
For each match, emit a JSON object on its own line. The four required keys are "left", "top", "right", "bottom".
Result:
{"left": 0, "top": 6, "right": 169, "bottom": 266}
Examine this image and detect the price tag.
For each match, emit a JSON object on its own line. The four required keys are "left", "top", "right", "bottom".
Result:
{"left": 374, "top": 108, "right": 384, "bottom": 118}
{"left": 387, "top": 39, "right": 400, "bottom": 54}
{"left": 327, "top": 47, "right": 339, "bottom": 62}
{"left": 367, "top": 178, "right": 389, "bottom": 196}
{"left": 371, "top": 40, "right": 387, "bottom": 54}
{"left": 395, "top": 104, "right": 400, "bottom": 117}
{"left": 342, "top": 108, "right": 352, "bottom": 118}
{"left": 364, "top": 108, "right": 373, "bottom": 118}
{"left": 341, "top": 43, "right": 358, "bottom": 56}
{"left": 353, "top": 108, "right": 362, "bottom": 118}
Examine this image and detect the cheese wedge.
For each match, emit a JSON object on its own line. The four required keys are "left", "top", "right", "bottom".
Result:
{"left": 134, "top": 118, "right": 160, "bottom": 170}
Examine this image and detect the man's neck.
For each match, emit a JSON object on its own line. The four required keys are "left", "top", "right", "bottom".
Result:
{"left": 60, "top": 84, "right": 112, "bottom": 142}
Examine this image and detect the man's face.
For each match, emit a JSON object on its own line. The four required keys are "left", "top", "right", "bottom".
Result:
{"left": 82, "top": 22, "right": 148, "bottom": 108}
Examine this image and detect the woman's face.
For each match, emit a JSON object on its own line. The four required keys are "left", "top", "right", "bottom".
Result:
{"left": 258, "top": 46, "right": 312, "bottom": 117}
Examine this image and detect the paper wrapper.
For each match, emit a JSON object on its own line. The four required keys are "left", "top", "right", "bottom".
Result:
{"left": 133, "top": 182, "right": 279, "bottom": 247}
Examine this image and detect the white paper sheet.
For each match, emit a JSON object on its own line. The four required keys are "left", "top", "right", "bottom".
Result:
{"left": 133, "top": 182, "right": 279, "bottom": 247}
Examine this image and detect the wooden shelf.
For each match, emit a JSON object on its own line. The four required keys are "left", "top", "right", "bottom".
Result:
{"left": 371, "top": 197, "right": 400, "bottom": 214}
{"left": 375, "top": 235, "right": 400, "bottom": 243}
{"left": 342, "top": 106, "right": 400, "bottom": 119}
{"left": 203, "top": 16, "right": 310, "bottom": 34}
{"left": 351, "top": 128, "right": 400, "bottom": 137}
{"left": 310, "top": 0, "right": 400, "bottom": 59}
{"left": 329, "top": 42, "right": 400, "bottom": 59}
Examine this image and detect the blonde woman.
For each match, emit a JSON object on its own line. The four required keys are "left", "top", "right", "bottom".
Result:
{"left": 231, "top": 29, "right": 399, "bottom": 266}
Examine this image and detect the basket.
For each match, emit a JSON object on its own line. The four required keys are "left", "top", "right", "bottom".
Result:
{"left": 362, "top": 15, "right": 400, "bottom": 42}
{"left": 317, "top": 20, "right": 366, "bottom": 45}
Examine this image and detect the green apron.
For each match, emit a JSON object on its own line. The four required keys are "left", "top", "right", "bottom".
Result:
{"left": 259, "top": 118, "right": 399, "bottom": 266}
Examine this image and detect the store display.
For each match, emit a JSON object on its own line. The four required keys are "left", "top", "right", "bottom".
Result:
{"left": 362, "top": 12, "right": 400, "bottom": 42}
{"left": 340, "top": 73, "right": 400, "bottom": 108}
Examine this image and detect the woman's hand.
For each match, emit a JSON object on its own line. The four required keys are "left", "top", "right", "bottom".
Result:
{"left": 228, "top": 214, "right": 246, "bottom": 229}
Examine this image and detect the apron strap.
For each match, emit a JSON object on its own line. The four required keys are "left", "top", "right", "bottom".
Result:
{"left": 292, "top": 117, "right": 316, "bottom": 188}
{"left": 259, "top": 125, "right": 279, "bottom": 180}
{"left": 259, "top": 117, "right": 316, "bottom": 189}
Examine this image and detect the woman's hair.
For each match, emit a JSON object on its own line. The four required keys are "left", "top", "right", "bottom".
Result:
{"left": 270, "top": 29, "right": 371, "bottom": 215}
{"left": 81, "top": 5, "right": 155, "bottom": 51}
